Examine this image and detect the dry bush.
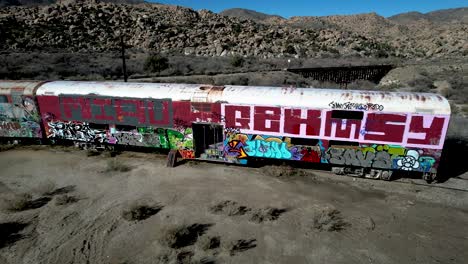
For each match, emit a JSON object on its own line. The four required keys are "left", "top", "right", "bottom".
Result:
{"left": 0, "top": 192, "right": 51, "bottom": 211}
{"left": 197, "top": 235, "right": 221, "bottom": 251}
{"left": 263, "top": 165, "right": 307, "bottom": 178}
{"left": 159, "top": 223, "right": 212, "bottom": 249}
{"left": 55, "top": 195, "right": 79, "bottom": 206}
{"left": 33, "top": 180, "right": 56, "bottom": 196}
{"left": 0, "top": 193, "right": 32, "bottom": 211}
{"left": 313, "top": 208, "right": 348, "bottom": 232}
{"left": 209, "top": 200, "right": 251, "bottom": 216}
{"left": 105, "top": 159, "right": 132, "bottom": 172}
{"left": 221, "top": 239, "right": 257, "bottom": 256}
{"left": 249, "top": 207, "right": 287, "bottom": 223}
{"left": 121, "top": 202, "right": 163, "bottom": 221}
{"left": 155, "top": 248, "right": 178, "bottom": 264}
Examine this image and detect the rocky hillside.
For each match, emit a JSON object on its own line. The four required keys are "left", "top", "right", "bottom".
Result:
{"left": 0, "top": 2, "right": 466, "bottom": 59}
{"left": 219, "top": 8, "right": 283, "bottom": 23}
{"left": 0, "top": 0, "right": 144, "bottom": 7}
{"left": 389, "top": 7, "right": 468, "bottom": 24}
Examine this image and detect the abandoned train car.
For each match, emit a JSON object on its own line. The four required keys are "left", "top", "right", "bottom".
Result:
{"left": 0, "top": 81, "right": 44, "bottom": 141}
{"left": 0, "top": 80, "right": 451, "bottom": 181}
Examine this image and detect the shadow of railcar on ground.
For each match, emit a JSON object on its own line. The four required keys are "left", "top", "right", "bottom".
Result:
{"left": 436, "top": 137, "right": 468, "bottom": 183}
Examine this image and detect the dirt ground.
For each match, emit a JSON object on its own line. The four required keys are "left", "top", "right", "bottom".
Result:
{"left": 0, "top": 146, "right": 467, "bottom": 264}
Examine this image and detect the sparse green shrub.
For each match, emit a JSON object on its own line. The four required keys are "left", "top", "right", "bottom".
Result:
{"left": 144, "top": 54, "right": 169, "bottom": 73}
{"left": 230, "top": 55, "right": 244, "bottom": 67}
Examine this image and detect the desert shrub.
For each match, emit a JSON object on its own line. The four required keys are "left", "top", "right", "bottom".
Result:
{"left": 209, "top": 200, "right": 251, "bottom": 216}
{"left": 144, "top": 54, "right": 169, "bottom": 73}
{"left": 408, "top": 77, "right": 435, "bottom": 92}
{"left": 263, "top": 165, "right": 307, "bottom": 178}
{"left": 55, "top": 195, "right": 79, "bottom": 206}
{"left": 284, "top": 44, "right": 296, "bottom": 55}
{"left": 34, "top": 180, "right": 56, "bottom": 195}
{"left": 106, "top": 159, "right": 132, "bottom": 172}
{"left": 0, "top": 193, "right": 32, "bottom": 211}
{"left": 230, "top": 55, "right": 244, "bottom": 67}
{"left": 121, "top": 202, "right": 163, "bottom": 221}
{"left": 221, "top": 239, "right": 257, "bottom": 256}
{"left": 249, "top": 207, "right": 287, "bottom": 223}
{"left": 197, "top": 235, "right": 221, "bottom": 251}
{"left": 313, "top": 208, "right": 348, "bottom": 232}
{"left": 160, "top": 223, "right": 211, "bottom": 249}
{"left": 0, "top": 193, "right": 51, "bottom": 211}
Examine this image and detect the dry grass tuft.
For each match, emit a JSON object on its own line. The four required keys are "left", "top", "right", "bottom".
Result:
{"left": 197, "top": 235, "right": 221, "bottom": 251}
{"left": 160, "top": 223, "right": 212, "bottom": 249}
{"left": 209, "top": 200, "right": 251, "bottom": 216}
{"left": 105, "top": 159, "right": 132, "bottom": 172}
{"left": 121, "top": 202, "right": 163, "bottom": 221}
{"left": 249, "top": 207, "right": 288, "bottom": 223}
{"left": 34, "top": 180, "right": 56, "bottom": 196}
{"left": 313, "top": 208, "right": 348, "bottom": 232}
{"left": 263, "top": 165, "right": 307, "bottom": 178}
{"left": 0, "top": 193, "right": 51, "bottom": 211}
{"left": 55, "top": 195, "right": 79, "bottom": 206}
{"left": 221, "top": 239, "right": 257, "bottom": 256}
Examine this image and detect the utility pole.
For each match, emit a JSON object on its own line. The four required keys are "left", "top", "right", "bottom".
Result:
{"left": 120, "top": 35, "right": 128, "bottom": 82}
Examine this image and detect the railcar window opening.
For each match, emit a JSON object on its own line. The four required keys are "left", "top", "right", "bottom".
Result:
{"left": 0, "top": 95, "right": 7, "bottom": 103}
{"left": 115, "top": 124, "right": 136, "bottom": 132}
{"left": 88, "top": 123, "right": 109, "bottom": 130}
{"left": 329, "top": 140, "right": 360, "bottom": 147}
{"left": 191, "top": 102, "right": 212, "bottom": 113}
{"left": 331, "top": 110, "right": 363, "bottom": 120}
{"left": 290, "top": 137, "right": 319, "bottom": 146}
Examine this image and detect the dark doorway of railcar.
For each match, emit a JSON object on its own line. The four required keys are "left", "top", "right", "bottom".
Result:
{"left": 192, "top": 123, "right": 224, "bottom": 159}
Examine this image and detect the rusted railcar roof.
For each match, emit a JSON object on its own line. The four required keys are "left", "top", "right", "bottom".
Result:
{"left": 0, "top": 80, "right": 47, "bottom": 96}
{"left": 35, "top": 81, "right": 451, "bottom": 115}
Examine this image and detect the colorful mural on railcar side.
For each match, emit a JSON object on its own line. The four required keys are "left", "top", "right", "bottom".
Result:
{"left": 44, "top": 119, "right": 194, "bottom": 151}
{"left": 0, "top": 96, "right": 42, "bottom": 138}
{"left": 35, "top": 93, "right": 449, "bottom": 173}
{"left": 36, "top": 94, "right": 210, "bottom": 157}
{"left": 222, "top": 132, "right": 439, "bottom": 173}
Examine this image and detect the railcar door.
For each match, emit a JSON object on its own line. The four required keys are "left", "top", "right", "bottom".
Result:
{"left": 192, "top": 123, "right": 224, "bottom": 159}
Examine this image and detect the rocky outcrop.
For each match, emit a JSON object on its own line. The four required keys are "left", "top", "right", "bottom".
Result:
{"left": 0, "top": 2, "right": 466, "bottom": 59}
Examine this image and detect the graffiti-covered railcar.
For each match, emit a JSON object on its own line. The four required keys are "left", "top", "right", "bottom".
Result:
{"left": 8, "top": 80, "right": 450, "bottom": 181}
{"left": 0, "top": 81, "right": 44, "bottom": 141}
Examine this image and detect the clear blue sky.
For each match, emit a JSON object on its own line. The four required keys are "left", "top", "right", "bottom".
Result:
{"left": 150, "top": 0, "right": 468, "bottom": 18}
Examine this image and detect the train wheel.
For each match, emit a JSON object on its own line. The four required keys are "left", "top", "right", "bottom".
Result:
{"left": 331, "top": 167, "right": 345, "bottom": 175}
{"left": 380, "top": 170, "right": 393, "bottom": 181}
{"left": 105, "top": 145, "right": 115, "bottom": 152}
{"left": 166, "top": 149, "right": 178, "bottom": 168}
{"left": 423, "top": 173, "right": 435, "bottom": 183}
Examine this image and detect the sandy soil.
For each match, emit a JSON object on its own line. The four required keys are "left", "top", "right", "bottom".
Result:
{"left": 0, "top": 146, "right": 467, "bottom": 264}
